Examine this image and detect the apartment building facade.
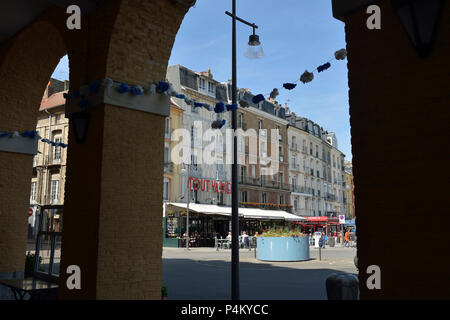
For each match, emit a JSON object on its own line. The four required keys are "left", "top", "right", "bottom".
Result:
{"left": 166, "top": 65, "right": 232, "bottom": 206}
{"left": 28, "top": 79, "right": 69, "bottom": 238}
{"left": 236, "top": 92, "right": 291, "bottom": 212}
{"left": 286, "top": 111, "right": 346, "bottom": 217}
{"left": 30, "top": 79, "right": 69, "bottom": 208}
{"left": 163, "top": 100, "right": 184, "bottom": 203}
{"left": 344, "top": 161, "right": 355, "bottom": 219}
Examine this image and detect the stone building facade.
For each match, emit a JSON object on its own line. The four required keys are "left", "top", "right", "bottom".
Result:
{"left": 344, "top": 161, "right": 355, "bottom": 219}
{"left": 166, "top": 65, "right": 232, "bottom": 206}
{"left": 286, "top": 111, "right": 346, "bottom": 217}
{"left": 236, "top": 93, "right": 291, "bottom": 212}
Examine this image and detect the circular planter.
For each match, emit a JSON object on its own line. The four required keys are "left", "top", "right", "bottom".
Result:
{"left": 257, "top": 236, "right": 310, "bottom": 261}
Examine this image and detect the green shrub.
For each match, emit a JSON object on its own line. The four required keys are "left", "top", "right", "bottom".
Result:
{"left": 161, "top": 286, "right": 168, "bottom": 300}
{"left": 24, "top": 252, "right": 44, "bottom": 277}
{"left": 260, "top": 227, "right": 307, "bottom": 238}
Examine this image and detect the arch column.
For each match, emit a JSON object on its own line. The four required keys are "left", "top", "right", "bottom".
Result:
{"left": 0, "top": 18, "right": 67, "bottom": 300}
{"left": 57, "top": 0, "right": 189, "bottom": 299}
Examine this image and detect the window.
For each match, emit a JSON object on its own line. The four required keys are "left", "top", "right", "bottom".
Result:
{"left": 252, "top": 165, "right": 256, "bottom": 178}
{"left": 55, "top": 114, "right": 61, "bottom": 124}
{"left": 261, "top": 193, "right": 267, "bottom": 204}
{"left": 50, "top": 180, "right": 59, "bottom": 204}
{"left": 208, "top": 81, "right": 215, "bottom": 94}
{"left": 240, "top": 166, "right": 246, "bottom": 183}
{"left": 164, "top": 146, "right": 170, "bottom": 163}
{"left": 279, "top": 194, "right": 284, "bottom": 204}
{"left": 53, "top": 137, "right": 62, "bottom": 162}
{"left": 217, "top": 191, "right": 223, "bottom": 204}
{"left": 30, "top": 182, "right": 37, "bottom": 204}
{"left": 291, "top": 154, "right": 296, "bottom": 169}
{"left": 239, "top": 113, "right": 243, "bottom": 129}
{"left": 294, "top": 199, "right": 298, "bottom": 210}
{"left": 258, "top": 120, "right": 263, "bottom": 131}
{"left": 165, "top": 118, "right": 171, "bottom": 138}
{"left": 241, "top": 191, "right": 248, "bottom": 202}
{"left": 163, "top": 179, "right": 170, "bottom": 201}
{"left": 199, "top": 78, "right": 206, "bottom": 90}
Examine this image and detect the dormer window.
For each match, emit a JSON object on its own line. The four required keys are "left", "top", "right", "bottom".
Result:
{"left": 199, "top": 78, "right": 206, "bottom": 90}
{"left": 208, "top": 82, "right": 215, "bottom": 94}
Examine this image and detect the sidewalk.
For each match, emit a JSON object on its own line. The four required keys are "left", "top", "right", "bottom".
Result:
{"left": 162, "top": 246, "right": 357, "bottom": 300}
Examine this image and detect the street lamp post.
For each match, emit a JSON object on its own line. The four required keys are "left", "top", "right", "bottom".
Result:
{"left": 182, "top": 163, "right": 191, "bottom": 250}
{"left": 226, "top": 0, "right": 263, "bottom": 301}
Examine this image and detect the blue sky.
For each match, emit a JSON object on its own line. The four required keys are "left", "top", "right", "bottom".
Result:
{"left": 51, "top": 0, "right": 351, "bottom": 159}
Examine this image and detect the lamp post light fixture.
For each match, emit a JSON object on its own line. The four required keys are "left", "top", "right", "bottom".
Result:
{"left": 245, "top": 27, "right": 264, "bottom": 59}
{"left": 181, "top": 163, "right": 191, "bottom": 250}
{"left": 391, "top": 0, "right": 443, "bottom": 58}
{"left": 226, "top": 0, "right": 263, "bottom": 301}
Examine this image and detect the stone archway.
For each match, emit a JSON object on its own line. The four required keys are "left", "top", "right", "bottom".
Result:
{"left": 0, "top": 18, "right": 67, "bottom": 285}
{"left": 0, "top": 0, "right": 191, "bottom": 300}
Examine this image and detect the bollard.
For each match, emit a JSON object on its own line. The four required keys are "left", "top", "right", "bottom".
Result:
{"left": 318, "top": 237, "right": 323, "bottom": 261}
{"left": 326, "top": 273, "right": 359, "bottom": 300}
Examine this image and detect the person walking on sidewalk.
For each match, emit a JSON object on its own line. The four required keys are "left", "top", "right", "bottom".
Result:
{"left": 344, "top": 230, "right": 350, "bottom": 247}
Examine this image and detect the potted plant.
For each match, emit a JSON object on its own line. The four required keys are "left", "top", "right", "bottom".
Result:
{"left": 161, "top": 286, "right": 168, "bottom": 300}
{"left": 256, "top": 226, "right": 310, "bottom": 262}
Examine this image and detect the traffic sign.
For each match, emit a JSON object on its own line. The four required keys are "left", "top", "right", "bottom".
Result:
{"left": 339, "top": 215, "right": 345, "bottom": 224}
{"left": 28, "top": 208, "right": 34, "bottom": 217}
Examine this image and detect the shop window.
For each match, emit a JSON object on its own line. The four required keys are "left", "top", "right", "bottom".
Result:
{"left": 34, "top": 206, "right": 63, "bottom": 280}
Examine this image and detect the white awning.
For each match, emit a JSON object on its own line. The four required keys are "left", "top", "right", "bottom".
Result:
{"left": 165, "top": 202, "right": 306, "bottom": 221}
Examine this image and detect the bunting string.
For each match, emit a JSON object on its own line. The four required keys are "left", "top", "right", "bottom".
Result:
{"left": 260, "top": 48, "right": 347, "bottom": 102}
{"left": 0, "top": 130, "right": 67, "bottom": 148}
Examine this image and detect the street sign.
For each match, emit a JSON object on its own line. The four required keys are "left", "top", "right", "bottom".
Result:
{"left": 339, "top": 215, "right": 345, "bottom": 224}
{"left": 28, "top": 208, "right": 34, "bottom": 217}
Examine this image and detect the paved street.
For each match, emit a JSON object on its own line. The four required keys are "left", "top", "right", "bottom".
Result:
{"left": 162, "top": 245, "right": 357, "bottom": 300}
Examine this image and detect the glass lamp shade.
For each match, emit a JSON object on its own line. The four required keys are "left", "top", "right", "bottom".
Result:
{"left": 244, "top": 34, "right": 264, "bottom": 59}
{"left": 244, "top": 44, "right": 264, "bottom": 59}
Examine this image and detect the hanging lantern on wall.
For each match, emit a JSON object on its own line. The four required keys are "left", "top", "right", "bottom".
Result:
{"left": 391, "top": 0, "right": 443, "bottom": 57}
{"left": 70, "top": 112, "right": 91, "bottom": 144}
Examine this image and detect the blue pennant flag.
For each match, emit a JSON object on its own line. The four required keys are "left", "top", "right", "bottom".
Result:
{"left": 226, "top": 103, "right": 238, "bottom": 111}
{"left": 252, "top": 94, "right": 265, "bottom": 104}
{"left": 156, "top": 81, "right": 169, "bottom": 93}
{"left": 89, "top": 81, "right": 100, "bottom": 94}
{"left": 214, "top": 102, "right": 225, "bottom": 113}
{"left": 118, "top": 83, "right": 130, "bottom": 93}
{"left": 317, "top": 62, "right": 331, "bottom": 73}
{"left": 283, "top": 83, "right": 297, "bottom": 90}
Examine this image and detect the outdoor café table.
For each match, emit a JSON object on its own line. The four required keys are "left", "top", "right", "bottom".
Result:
{"left": 215, "top": 239, "right": 231, "bottom": 250}
{"left": 0, "top": 278, "right": 58, "bottom": 300}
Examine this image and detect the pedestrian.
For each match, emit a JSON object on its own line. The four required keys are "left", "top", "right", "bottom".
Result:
{"left": 324, "top": 233, "right": 328, "bottom": 249}
{"left": 242, "top": 231, "right": 249, "bottom": 248}
{"left": 344, "top": 230, "right": 350, "bottom": 247}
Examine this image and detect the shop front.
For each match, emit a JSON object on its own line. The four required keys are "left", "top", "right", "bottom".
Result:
{"left": 293, "top": 216, "right": 341, "bottom": 238}
{"left": 163, "top": 203, "right": 305, "bottom": 247}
